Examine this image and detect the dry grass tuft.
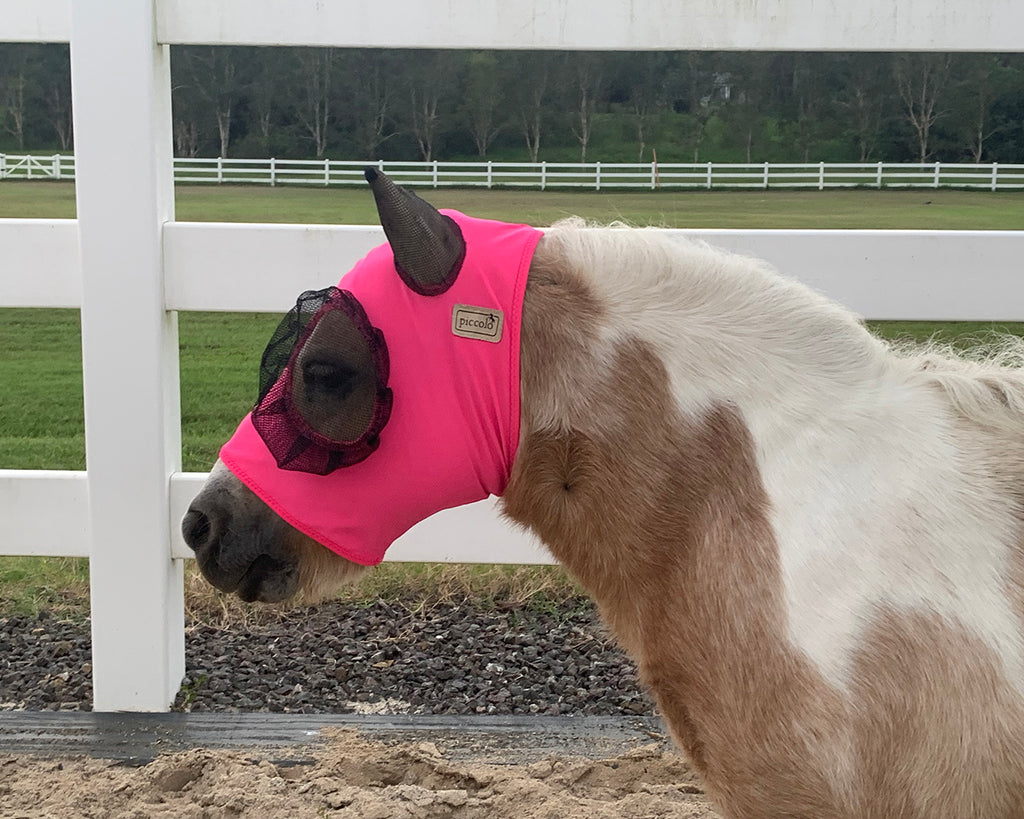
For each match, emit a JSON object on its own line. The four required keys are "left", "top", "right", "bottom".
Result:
{"left": 181, "top": 560, "right": 586, "bottom": 629}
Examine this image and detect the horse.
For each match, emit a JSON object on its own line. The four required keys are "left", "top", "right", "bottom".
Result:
{"left": 182, "top": 170, "right": 1024, "bottom": 819}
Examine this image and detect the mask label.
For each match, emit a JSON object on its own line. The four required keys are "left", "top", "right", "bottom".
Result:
{"left": 452, "top": 304, "right": 504, "bottom": 343}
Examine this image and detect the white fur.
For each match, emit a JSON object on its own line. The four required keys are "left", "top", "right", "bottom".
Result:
{"left": 542, "top": 219, "right": 1024, "bottom": 696}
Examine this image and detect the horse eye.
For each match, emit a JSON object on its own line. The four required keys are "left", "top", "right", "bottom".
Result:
{"left": 302, "top": 360, "right": 357, "bottom": 400}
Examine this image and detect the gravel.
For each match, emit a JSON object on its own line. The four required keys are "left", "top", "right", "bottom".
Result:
{"left": 0, "top": 600, "right": 655, "bottom": 716}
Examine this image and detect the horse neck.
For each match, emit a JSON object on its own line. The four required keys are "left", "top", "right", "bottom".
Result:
{"left": 535, "top": 225, "right": 894, "bottom": 437}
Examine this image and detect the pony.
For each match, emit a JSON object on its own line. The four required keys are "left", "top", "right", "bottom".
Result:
{"left": 183, "top": 171, "right": 1024, "bottom": 818}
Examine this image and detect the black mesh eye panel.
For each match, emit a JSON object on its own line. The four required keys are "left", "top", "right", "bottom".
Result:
{"left": 252, "top": 287, "right": 392, "bottom": 475}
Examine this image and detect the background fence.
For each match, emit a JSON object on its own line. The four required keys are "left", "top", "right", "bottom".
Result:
{"left": 2, "top": 0, "right": 1024, "bottom": 713}
{"left": 4, "top": 154, "right": 1024, "bottom": 190}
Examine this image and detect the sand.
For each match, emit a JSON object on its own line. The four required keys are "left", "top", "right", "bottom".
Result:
{"left": 0, "top": 729, "right": 719, "bottom": 819}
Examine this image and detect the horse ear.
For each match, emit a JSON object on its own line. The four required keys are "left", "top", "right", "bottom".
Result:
{"left": 364, "top": 167, "right": 466, "bottom": 296}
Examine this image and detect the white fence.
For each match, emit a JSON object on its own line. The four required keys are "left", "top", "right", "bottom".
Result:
{"left": 2, "top": 0, "right": 1024, "bottom": 713}
{"left": 4, "top": 154, "right": 1024, "bottom": 190}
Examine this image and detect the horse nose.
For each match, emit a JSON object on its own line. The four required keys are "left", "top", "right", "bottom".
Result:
{"left": 181, "top": 506, "right": 216, "bottom": 553}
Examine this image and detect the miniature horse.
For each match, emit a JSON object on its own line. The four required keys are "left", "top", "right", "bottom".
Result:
{"left": 183, "top": 171, "right": 1024, "bottom": 819}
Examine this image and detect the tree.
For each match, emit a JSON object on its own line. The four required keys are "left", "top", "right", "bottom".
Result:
{"left": 617, "top": 52, "right": 677, "bottom": 162}
{"left": 506, "top": 52, "right": 556, "bottom": 163}
{"left": 895, "top": 53, "right": 952, "bottom": 163}
{"left": 400, "top": 51, "right": 459, "bottom": 162}
{"left": 0, "top": 44, "right": 33, "bottom": 150}
{"left": 39, "top": 46, "right": 72, "bottom": 150}
{"left": 294, "top": 47, "right": 334, "bottom": 157}
{"left": 835, "top": 54, "right": 890, "bottom": 162}
{"left": 342, "top": 51, "right": 400, "bottom": 159}
{"left": 460, "top": 52, "right": 502, "bottom": 157}
{"left": 567, "top": 53, "right": 604, "bottom": 163}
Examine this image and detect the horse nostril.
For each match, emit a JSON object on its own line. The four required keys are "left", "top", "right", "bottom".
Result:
{"left": 181, "top": 509, "right": 213, "bottom": 552}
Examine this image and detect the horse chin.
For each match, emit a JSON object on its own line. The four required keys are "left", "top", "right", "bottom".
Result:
{"left": 234, "top": 554, "right": 300, "bottom": 603}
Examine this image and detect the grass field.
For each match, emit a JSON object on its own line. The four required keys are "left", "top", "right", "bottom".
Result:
{"left": 4, "top": 179, "right": 1024, "bottom": 229}
{"left": 2, "top": 181, "right": 1023, "bottom": 616}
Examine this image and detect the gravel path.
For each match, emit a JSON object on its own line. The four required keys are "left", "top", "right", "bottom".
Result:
{"left": 0, "top": 600, "right": 655, "bottom": 716}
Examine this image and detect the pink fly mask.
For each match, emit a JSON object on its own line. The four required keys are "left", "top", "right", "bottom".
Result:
{"left": 219, "top": 169, "right": 542, "bottom": 565}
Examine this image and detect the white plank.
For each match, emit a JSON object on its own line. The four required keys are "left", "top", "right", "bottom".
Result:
{"left": 162, "top": 222, "right": 384, "bottom": 312}
{"left": 0, "top": 220, "right": 81, "bottom": 308}
{"left": 0, "top": 471, "right": 89, "bottom": 557}
{"left": 671, "top": 229, "right": 1024, "bottom": 322}
{"left": 163, "top": 223, "right": 1024, "bottom": 321}
{"left": 0, "top": 0, "right": 71, "bottom": 42}
{"left": 157, "top": 0, "right": 1024, "bottom": 51}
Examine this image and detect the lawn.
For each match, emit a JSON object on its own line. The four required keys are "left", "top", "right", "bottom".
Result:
{"left": 2, "top": 181, "right": 1022, "bottom": 614}
{"left": 3, "top": 179, "right": 1024, "bottom": 229}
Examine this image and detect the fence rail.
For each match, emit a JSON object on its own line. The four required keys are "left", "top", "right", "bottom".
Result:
{"left": 3, "top": 154, "right": 1024, "bottom": 191}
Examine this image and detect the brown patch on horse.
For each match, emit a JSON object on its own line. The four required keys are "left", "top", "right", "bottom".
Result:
{"left": 850, "top": 608, "right": 1024, "bottom": 819}
{"left": 503, "top": 243, "right": 852, "bottom": 817}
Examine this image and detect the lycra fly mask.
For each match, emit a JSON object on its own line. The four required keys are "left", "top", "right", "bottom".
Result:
{"left": 219, "top": 169, "right": 542, "bottom": 565}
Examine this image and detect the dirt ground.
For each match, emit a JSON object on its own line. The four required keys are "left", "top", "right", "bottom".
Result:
{"left": 0, "top": 729, "right": 719, "bottom": 819}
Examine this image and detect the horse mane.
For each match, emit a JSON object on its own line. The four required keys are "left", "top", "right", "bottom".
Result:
{"left": 893, "top": 334, "right": 1024, "bottom": 432}
{"left": 544, "top": 217, "right": 1024, "bottom": 435}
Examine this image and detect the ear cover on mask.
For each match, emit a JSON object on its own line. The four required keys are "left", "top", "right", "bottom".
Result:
{"left": 251, "top": 287, "right": 393, "bottom": 475}
{"left": 365, "top": 167, "right": 466, "bottom": 296}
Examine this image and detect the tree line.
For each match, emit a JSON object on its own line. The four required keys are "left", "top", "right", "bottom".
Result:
{"left": 2, "top": 44, "right": 1023, "bottom": 165}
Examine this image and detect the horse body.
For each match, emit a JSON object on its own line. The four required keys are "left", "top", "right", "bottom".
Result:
{"left": 183, "top": 178, "right": 1024, "bottom": 818}
{"left": 504, "top": 221, "right": 1024, "bottom": 818}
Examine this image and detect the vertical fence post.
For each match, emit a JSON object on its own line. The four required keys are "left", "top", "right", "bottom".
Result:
{"left": 486, "top": 160, "right": 493, "bottom": 189}
{"left": 324, "top": 157, "right": 330, "bottom": 186}
{"left": 933, "top": 161, "right": 941, "bottom": 188}
{"left": 706, "top": 162, "right": 713, "bottom": 190}
{"left": 217, "top": 156, "right": 223, "bottom": 184}
{"left": 877, "top": 161, "right": 883, "bottom": 188}
{"left": 70, "top": 0, "right": 184, "bottom": 711}
{"left": 53, "top": 154, "right": 61, "bottom": 180}
{"left": 270, "top": 157, "right": 276, "bottom": 186}
{"left": 818, "top": 161, "right": 825, "bottom": 190}
{"left": 991, "top": 162, "right": 999, "bottom": 192}
{"left": 0, "top": 153, "right": 5, "bottom": 179}
{"left": 540, "top": 161, "right": 546, "bottom": 191}
{"left": 763, "top": 162, "right": 769, "bottom": 189}
{"left": 595, "top": 161, "right": 601, "bottom": 191}
{"left": 432, "top": 159, "right": 438, "bottom": 188}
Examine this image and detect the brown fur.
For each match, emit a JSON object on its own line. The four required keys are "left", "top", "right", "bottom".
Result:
{"left": 502, "top": 238, "right": 1024, "bottom": 818}
{"left": 851, "top": 609, "right": 1024, "bottom": 819}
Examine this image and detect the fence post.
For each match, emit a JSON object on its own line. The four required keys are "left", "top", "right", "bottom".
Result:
{"left": 706, "top": 162, "right": 713, "bottom": 190}
{"left": 991, "top": 162, "right": 999, "bottom": 192}
{"left": 650, "top": 160, "right": 656, "bottom": 190}
{"left": 540, "top": 161, "right": 546, "bottom": 191}
{"left": 324, "top": 157, "right": 330, "bottom": 186}
{"left": 0, "top": 153, "right": 5, "bottom": 179}
{"left": 53, "top": 154, "right": 61, "bottom": 180}
{"left": 70, "top": 0, "right": 184, "bottom": 711}
{"left": 432, "top": 159, "right": 438, "bottom": 188}
{"left": 595, "top": 161, "right": 601, "bottom": 191}
{"left": 934, "top": 161, "right": 941, "bottom": 188}
{"left": 217, "top": 156, "right": 223, "bottom": 184}
{"left": 487, "top": 160, "right": 493, "bottom": 189}
{"left": 763, "top": 161, "right": 769, "bottom": 189}
{"left": 877, "top": 161, "right": 883, "bottom": 188}
{"left": 818, "top": 161, "right": 825, "bottom": 191}
{"left": 270, "top": 157, "right": 276, "bottom": 186}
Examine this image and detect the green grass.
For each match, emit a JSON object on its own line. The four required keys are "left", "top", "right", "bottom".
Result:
{"left": 4, "top": 180, "right": 1024, "bottom": 229}
{"left": 2, "top": 181, "right": 1023, "bottom": 616}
